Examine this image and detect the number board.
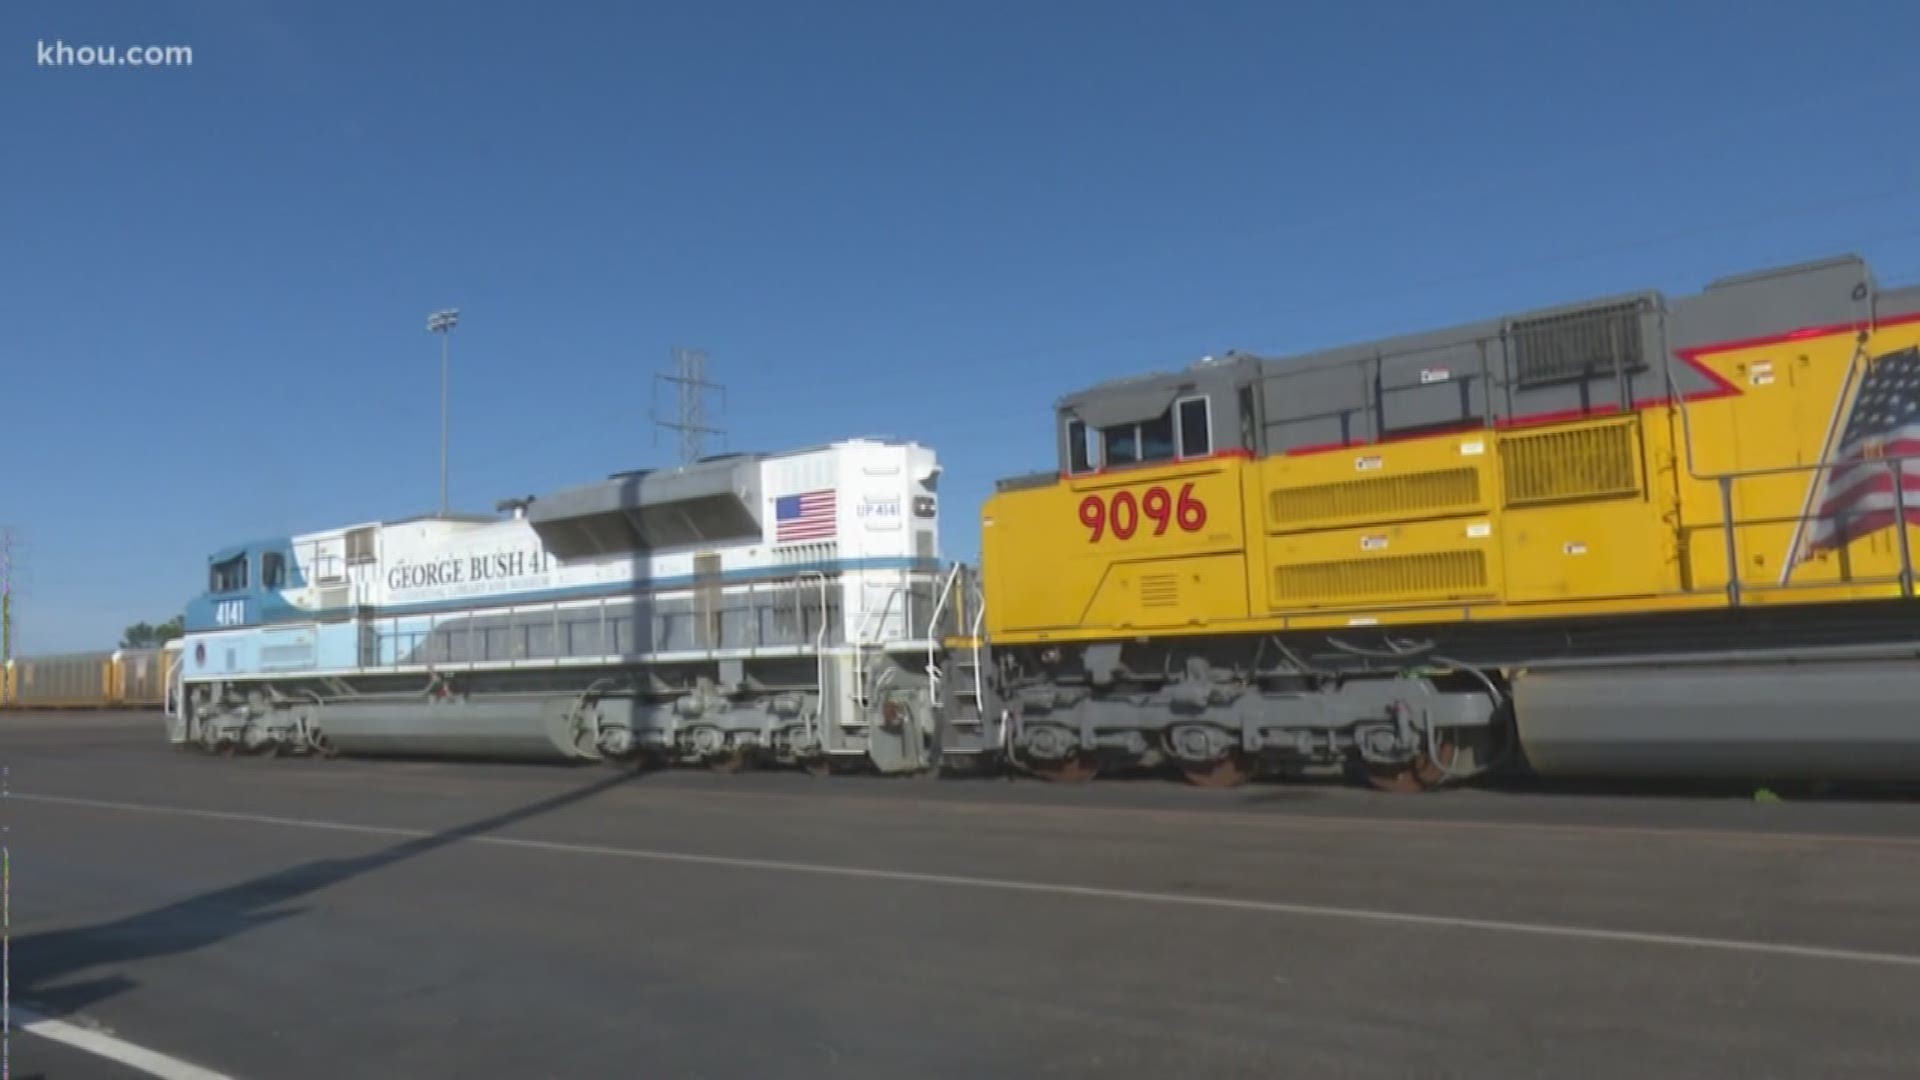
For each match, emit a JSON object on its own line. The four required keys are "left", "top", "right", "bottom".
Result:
{"left": 1076, "top": 482, "right": 1209, "bottom": 542}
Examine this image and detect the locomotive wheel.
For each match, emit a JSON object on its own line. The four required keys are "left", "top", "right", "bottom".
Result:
{"left": 801, "top": 757, "right": 833, "bottom": 778}
{"left": 1363, "top": 734, "right": 1460, "bottom": 793}
{"left": 1180, "top": 753, "right": 1251, "bottom": 789}
{"left": 1027, "top": 754, "right": 1099, "bottom": 784}
{"left": 706, "top": 751, "right": 752, "bottom": 775}
{"left": 614, "top": 751, "right": 664, "bottom": 774}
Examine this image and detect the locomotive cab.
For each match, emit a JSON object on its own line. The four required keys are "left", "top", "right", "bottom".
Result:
{"left": 984, "top": 354, "right": 1261, "bottom": 641}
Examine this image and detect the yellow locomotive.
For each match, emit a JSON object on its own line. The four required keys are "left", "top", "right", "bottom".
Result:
{"left": 981, "top": 255, "right": 1920, "bottom": 787}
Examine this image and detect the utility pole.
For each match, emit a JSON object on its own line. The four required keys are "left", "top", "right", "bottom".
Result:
{"left": 651, "top": 347, "right": 726, "bottom": 465}
{"left": 2, "top": 527, "right": 13, "bottom": 683}
{"left": 427, "top": 309, "right": 460, "bottom": 516}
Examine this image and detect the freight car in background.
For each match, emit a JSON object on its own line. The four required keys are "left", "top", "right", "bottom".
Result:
{"left": 0, "top": 646, "right": 176, "bottom": 709}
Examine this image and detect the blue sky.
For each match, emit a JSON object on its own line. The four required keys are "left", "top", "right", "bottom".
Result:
{"left": 4, "top": 0, "right": 1920, "bottom": 651}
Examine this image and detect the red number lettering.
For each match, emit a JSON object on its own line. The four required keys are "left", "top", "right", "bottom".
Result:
{"left": 1176, "top": 483, "right": 1207, "bottom": 532}
{"left": 1081, "top": 485, "right": 1206, "bottom": 541}
{"left": 1078, "top": 495, "right": 1106, "bottom": 542}
{"left": 1109, "top": 490, "right": 1138, "bottom": 539}
{"left": 1141, "top": 486, "right": 1171, "bottom": 535}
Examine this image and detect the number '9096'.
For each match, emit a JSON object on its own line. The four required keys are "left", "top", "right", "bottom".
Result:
{"left": 1077, "top": 483, "right": 1207, "bottom": 542}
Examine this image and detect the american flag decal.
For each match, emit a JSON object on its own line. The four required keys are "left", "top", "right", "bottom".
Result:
{"left": 775, "top": 489, "right": 838, "bottom": 542}
{"left": 1802, "top": 346, "right": 1920, "bottom": 556}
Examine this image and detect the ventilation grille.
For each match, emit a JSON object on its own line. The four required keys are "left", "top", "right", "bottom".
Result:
{"left": 1271, "top": 468, "right": 1482, "bottom": 529}
{"left": 1511, "top": 300, "right": 1646, "bottom": 386}
{"left": 1274, "top": 550, "right": 1488, "bottom": 605}
{"left": 259, "top": 643, "right": 317, "bottom": 670}
{"left": 1139, "top": 573, "right": 1180, "bottom": 608}
{"left": 1502, "top": 420, "right": 1640, "bottom": 506}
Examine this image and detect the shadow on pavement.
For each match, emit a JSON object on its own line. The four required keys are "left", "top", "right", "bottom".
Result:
{"left": 14, "top": 768, "right": 640, "bottom": 1018}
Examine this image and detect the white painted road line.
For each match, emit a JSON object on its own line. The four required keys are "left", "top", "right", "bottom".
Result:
{"left": 18, "top": 790, "right": 1920, "bottom": 970}
{"left": 14, "top": 1006, "right": 238, "bottom": 1080}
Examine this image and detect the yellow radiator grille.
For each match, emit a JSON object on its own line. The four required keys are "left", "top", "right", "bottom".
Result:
{"left": 1270, "top": 468, "right": 1481, "bottom": 529}
{"left": 1500, "top": 420, "right": 1640, "bottom": 506}
{"left": 1139, "top": 573, "right": 1180, "bottom": 608}
{"left": 1273, "top": 549, "right": 1488, "bottom": 605}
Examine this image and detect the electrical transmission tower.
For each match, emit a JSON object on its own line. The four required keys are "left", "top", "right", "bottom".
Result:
{"left": 651, "top": 347, "right": 726, "bottom": 465}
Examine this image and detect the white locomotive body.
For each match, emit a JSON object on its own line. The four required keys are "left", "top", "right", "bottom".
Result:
{"left": 174, "top": 439, "right": 997, "bottom": 772}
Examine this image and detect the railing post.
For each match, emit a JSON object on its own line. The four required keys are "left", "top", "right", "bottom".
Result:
{"left": 1719, "top": 475, "right": 1741, "bottom": 607}
{"left": 1893, "top": 458, "right": 1913, "bottom": 599}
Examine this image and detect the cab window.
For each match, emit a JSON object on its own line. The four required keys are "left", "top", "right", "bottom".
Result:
{"left": 1178, "top": 396, "right": 1212, "bottom": 457}
{"left": 1140, "top": 411, "right": 1175, "bottom": 460}
{"left": 1103, "top": 423, "right": 1141, "bottom": 466}
{"left": 1097, "top": 394, "right": 1212, "bottom": 468}
{"left": 262, "top": 551, "right": 287, "bottom": 589}
{"left": 209, "top": 554, "right": 249, "bottom": 593}
{"left": 1067, "top": 419, "right": 1096, "bottom": 474}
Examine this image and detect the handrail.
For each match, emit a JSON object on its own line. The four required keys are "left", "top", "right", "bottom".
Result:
{"left": 850, "top": 584, "right": 901, "bottom": 709}
{"left": 969, "top": 589, "right": 987, "bottom": 726}
{"left": 857, "top": 580, "right": 907, "bottom": 644}
{"left": 1668, "top": 334, "right": 1873, "bottom": 485}
{"left": 162, "top": 647, "right": 182, "bottom": 720}
{"left": 797, "top": 570, "right": 829, "bottom": 752}
{"left": 924, "top": 564, "right": 963, "bottom": 705}
{"left": 1687, "top": 454, "right": 1919, "bottom": 604}
{"left": 1662, "top": 334, "right": 1914, "bottom": 602}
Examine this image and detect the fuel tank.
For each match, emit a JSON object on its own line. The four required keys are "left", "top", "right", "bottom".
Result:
{"left": 316, "top": 695, "right": 595, "bottom": 762}
{"left": 1512, "top": 659, "right": 1920, "bottom": 780}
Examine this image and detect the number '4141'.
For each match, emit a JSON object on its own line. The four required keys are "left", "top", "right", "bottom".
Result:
{"left": 1078, "top": 483, "right": 1207, "bottom": 542}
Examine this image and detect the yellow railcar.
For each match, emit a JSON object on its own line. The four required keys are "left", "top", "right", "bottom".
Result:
{"left": 0, "top": 648, "right": 171, "bottom": 709}
{"left": 983, "top": 255, "right": 1920, "bottom": 786}
{"left": 6, "top": 651, "right": 116, "bottom": 708}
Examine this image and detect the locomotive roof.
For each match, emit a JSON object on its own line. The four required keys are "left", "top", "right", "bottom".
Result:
{"left": 1054, "top": 253, "right": 1891, "bottom": 410}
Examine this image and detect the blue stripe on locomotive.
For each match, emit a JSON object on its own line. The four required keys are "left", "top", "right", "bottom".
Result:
{"left": 182, "top": 622, "right": 359, "bottom": 678}
{"left": 179, "top": 539, "right": 935, "bottom": 682}
{"left": 184, "top": 544, "right": 931, "bottom": 634}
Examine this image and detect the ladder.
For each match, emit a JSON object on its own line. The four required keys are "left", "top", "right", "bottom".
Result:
{"left": 925, "top": 565, "right": 993, "bottom": 755}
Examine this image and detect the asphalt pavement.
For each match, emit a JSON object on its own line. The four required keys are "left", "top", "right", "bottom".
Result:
{"left": 6, "top": 711, "right": 1920, "bottom": 1079}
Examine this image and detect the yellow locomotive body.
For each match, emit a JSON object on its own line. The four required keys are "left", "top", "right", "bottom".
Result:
{"left": 982, "top": 255, "right": 1920, "bottom": 785}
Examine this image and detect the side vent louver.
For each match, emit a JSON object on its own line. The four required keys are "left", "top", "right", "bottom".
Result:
{"left": 1271, "top": 468, "right": 1482, "bottom": 530}
{"left": 1510, "top": 300, "right": 1646, "bottom": 386}
{"left": 1139, "top": 573, "right": 1180, "bottom": 608}
{"left": 1274, "top": 550, "right": 1488, "bottom": 606}
{"left": 1501, "top": 419, "right": 1641, "bottom": 507}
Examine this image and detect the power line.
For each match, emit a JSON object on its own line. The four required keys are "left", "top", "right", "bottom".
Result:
{"left": 719, "top": 183, "right": 1920, "bottom": 410}
{"left": 706, "top": 71, "right": 1920, "bottom": 356}
{"left": 651, "top": 347, "right": 726, "bottom": 465}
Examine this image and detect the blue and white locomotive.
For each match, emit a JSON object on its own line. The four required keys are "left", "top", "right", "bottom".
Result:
{"left": 170, "top": 439, "right": 998, "bottom": 773}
